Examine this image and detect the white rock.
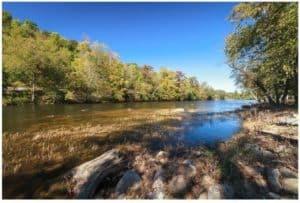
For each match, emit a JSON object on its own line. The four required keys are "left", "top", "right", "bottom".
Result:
{"left": 155, "top": 151, "right": 169, "bottom": 165}
{"left": 207, "top": 183, "right": 234, "bottom": 199}
{"left": 198, "top": 192, "right": 208, "bottom": 199}
{"left": 281, "top": 178, "right": 298, "bottom": 194}
{"left": 152, "top": 168, "right": 166, "bottom": 199}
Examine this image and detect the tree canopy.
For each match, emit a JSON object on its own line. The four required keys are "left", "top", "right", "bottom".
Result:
{"left": 225, "top": 2, "right": 298, "bottom": 105}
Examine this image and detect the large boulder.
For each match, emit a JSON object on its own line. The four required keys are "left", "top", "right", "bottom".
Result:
{"left": 115, "top": 170, "right": 142, "bottom": 197}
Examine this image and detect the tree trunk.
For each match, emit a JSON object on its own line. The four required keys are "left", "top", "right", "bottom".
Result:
{"left": 280, "top": 80, "right": 289, "bottom": 104}
{"left": 254, "top": 80, "right": 276, "bottom": 105}
{"left": 65, "top": 149, "right": 127, "bottom": 199}
{"left": 274, "top": 86, "right": 280, "bottom": 105}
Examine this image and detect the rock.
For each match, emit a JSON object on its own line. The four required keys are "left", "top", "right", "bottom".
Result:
{"left": 277, "top": 117, "right": 298, "bottom": 126}
{"left": 245, "top": 144, "right": 275, "bottom": 159}
{"left": 182, "top": 160, "right": 197, "bottom": 178}
{"left": 281, "top": 178, "right": 298, "bottom": 194}
{"left": 115, "top": 170, "right": 142, "bottom": 196}
{"left": 207, "top": 184, "right": 222, "bottom": 199}
{"left": 207, "top": 183, "right": 234, "bottom": 199}
{"left": 168, "top": 174, "right": 191, "bottom": 196}
{"left": 243, "top": 180, "right": 257, "bottom": 197}
{"left": 274, "top": 145, "right": 285, "bottom": 153}
{"left": 151, "top": 168, "right": 166, "bottom": 199}
{"left": 65, "top": 149, "right": 125, "bottom": 198}
{"left": 155, "top": 151, "right": 169, "bottom": 165}
{"left": 198, "top": 192, "right": 208, "bottom": 199}
{"left": 222, "top": 183, "right": 234, "bottom": 198}
{"left": 152, "top": 178, "right": 165, "bottom": 199}
{"left": 193, "top": 151, "right": 202, "bottom": 157}
{"left": 183, "top": 160, "right": 192, "bottom": 165}
{"left": 279, "top": 167, "right": 298, "bottom": 179}
{"left": 266, "top": 168, "right": 282, "bottom": 193}
{"left": 201, "top": 175, "right": 215, "bottom": 189}
{"left": 236, "top": 161, "right": 268, "bottom": 193}
{"left": 267, "top": 192, "right": 281, "bottom": 199}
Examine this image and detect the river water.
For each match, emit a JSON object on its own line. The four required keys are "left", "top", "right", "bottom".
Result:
{"left": 3, "top": 100, "right": 255, "bottom": 145}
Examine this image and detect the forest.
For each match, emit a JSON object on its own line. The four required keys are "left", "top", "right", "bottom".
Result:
{"left": 3, "top": 11, "right": 251, "bottom": 105}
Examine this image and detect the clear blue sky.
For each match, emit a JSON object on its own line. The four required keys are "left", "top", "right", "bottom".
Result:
{"left": 3, "top": 2, "right": 238, "bottom": 92}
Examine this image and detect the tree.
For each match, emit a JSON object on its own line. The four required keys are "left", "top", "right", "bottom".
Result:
{"left": 225, "top": 2, "right": 298, "bottom": 105}
{"left": 3, "top": 16, "right": 72, "bottom": 103}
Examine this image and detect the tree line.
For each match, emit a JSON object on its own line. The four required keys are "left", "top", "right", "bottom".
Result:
{"left": 225, "top": 2, "right": 298, "bottom": 105}
{"left": 3, "top": 10, "right": 251, "bottom": 105}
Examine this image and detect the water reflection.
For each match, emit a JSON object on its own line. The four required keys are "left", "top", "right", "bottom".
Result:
{"left": 178, "top": 114, "right": 241, "bottom": 147}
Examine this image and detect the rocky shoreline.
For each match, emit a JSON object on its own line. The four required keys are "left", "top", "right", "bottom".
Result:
{"left": 56, "top": 105, "right": 298, "bottom": 199}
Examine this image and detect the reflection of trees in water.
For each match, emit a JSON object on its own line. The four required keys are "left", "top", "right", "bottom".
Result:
{"left": 176, "top": 112, "right": 241, "bottom": 147}
{"left": 185, "top": 113, "right": 240, "bottom": 128}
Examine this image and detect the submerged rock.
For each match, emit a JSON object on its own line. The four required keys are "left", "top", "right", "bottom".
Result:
{"left": 266, "top": 168, "right": 282, "bottom": 193}
{"left": 281, "top": 178, "right": 298, "bottom": 194}
{"left": 115, "top": 170, "right": 141, "bottom": 197}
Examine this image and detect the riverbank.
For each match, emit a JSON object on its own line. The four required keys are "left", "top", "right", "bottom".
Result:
{"left": 3, "top": 105, "right": 298, "bottom": 199}
{"left": 80, "top": 106, "right": 298, "bottom": 199}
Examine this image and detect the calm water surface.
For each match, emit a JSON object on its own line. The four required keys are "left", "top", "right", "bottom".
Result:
{"left": 3, "top": 100, "right": 255, "bottom": 146}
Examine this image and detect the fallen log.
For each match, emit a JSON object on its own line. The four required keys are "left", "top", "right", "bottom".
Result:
{"left": 65, "top": 149, "right": 127, "bottom": 199}
{"left": 258, "top": 130, "right": 298, "bottom": 145}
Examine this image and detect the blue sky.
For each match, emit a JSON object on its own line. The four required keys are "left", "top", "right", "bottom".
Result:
{"left": 3, "top": 2, "right": 238, "bottom": 92}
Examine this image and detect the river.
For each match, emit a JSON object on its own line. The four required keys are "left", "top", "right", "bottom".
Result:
{"left": 3, "top": 100, "right": 255, "bottom": 146}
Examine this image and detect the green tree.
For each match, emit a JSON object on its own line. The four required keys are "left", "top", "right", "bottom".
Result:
{"left": 225, "top": 2, "right": 298, "bottom": 105}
